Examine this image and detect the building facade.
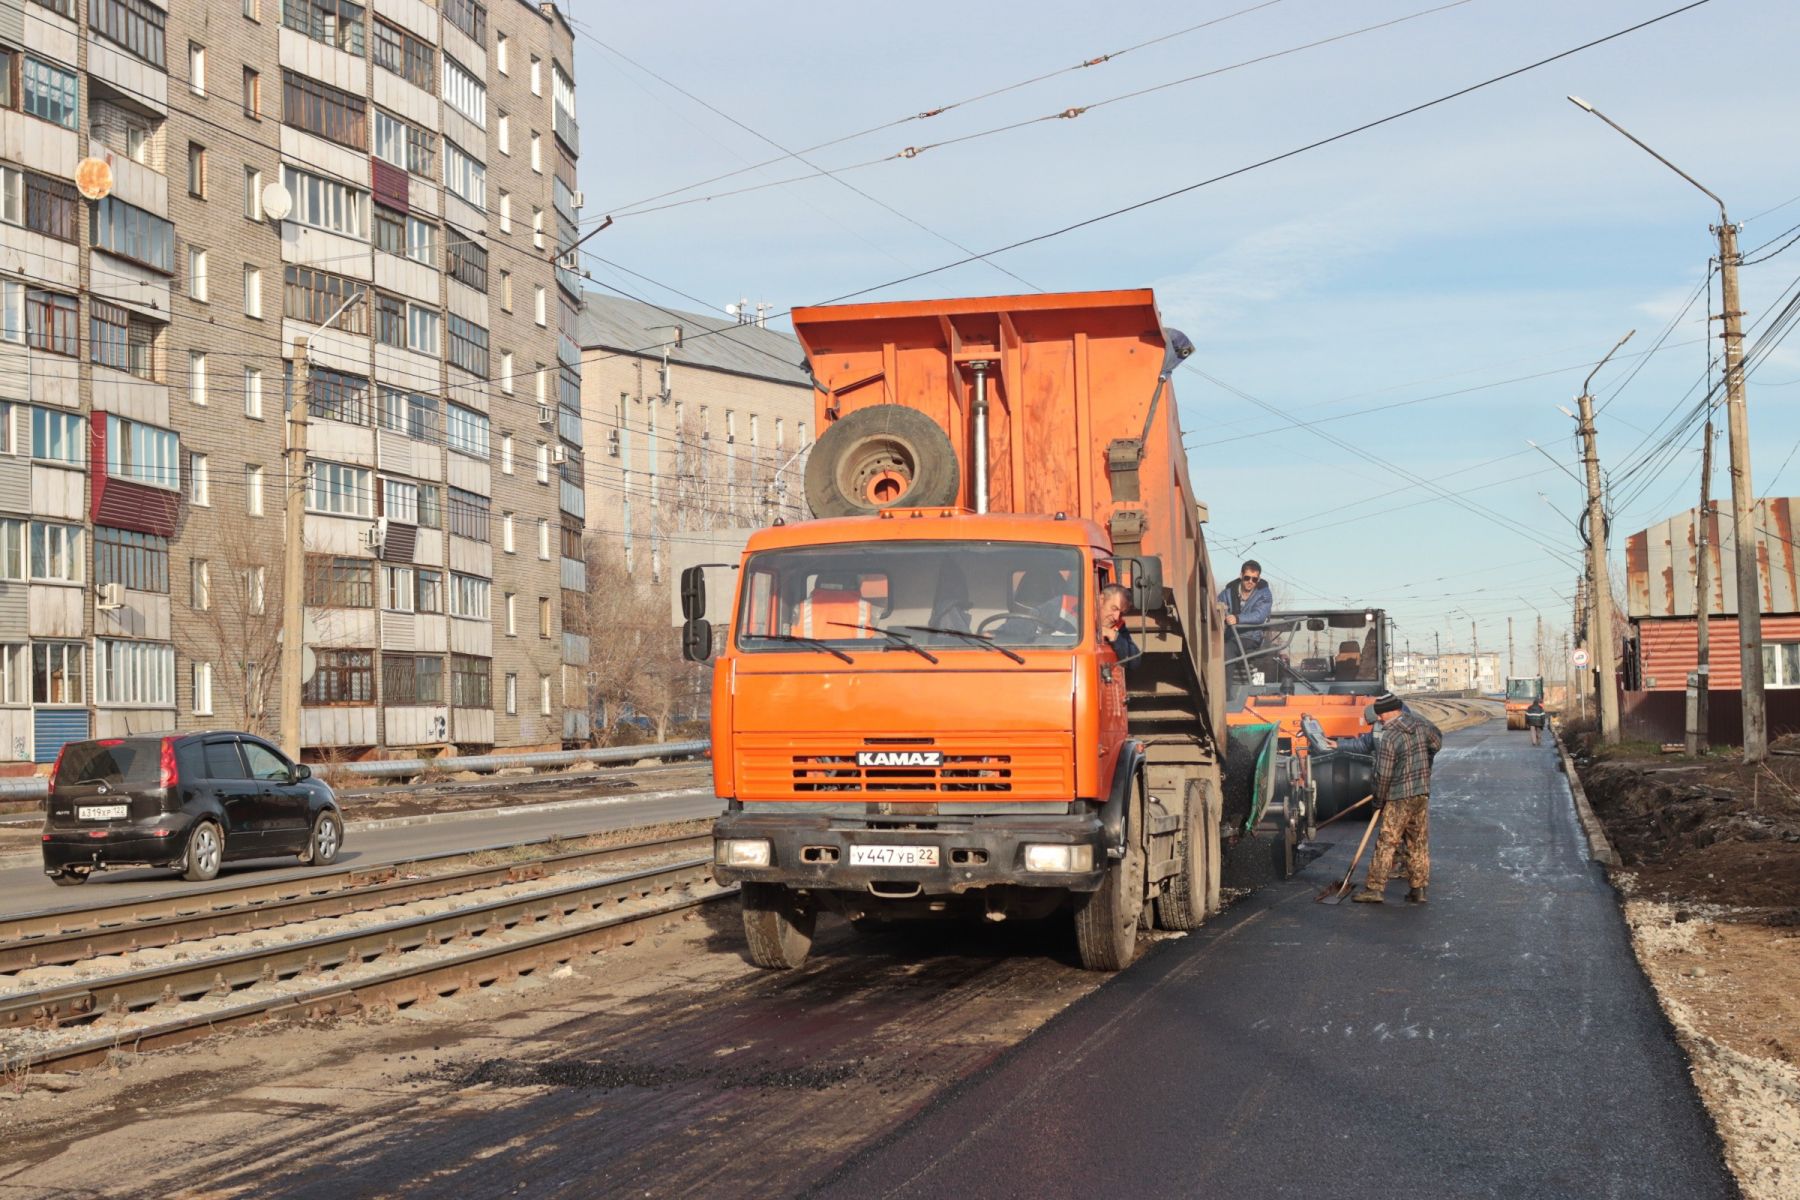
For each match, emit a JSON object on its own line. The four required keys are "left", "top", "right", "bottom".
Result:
{"left": 576, "top": 293, "right": 812, "bottom": 584}
{"left": 0, "top": 0, "right": 582, "bottom": 765}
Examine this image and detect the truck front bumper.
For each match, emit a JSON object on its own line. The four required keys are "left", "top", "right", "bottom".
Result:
{"left": 712, "top": 809, "right": 1109, "bottom": 894}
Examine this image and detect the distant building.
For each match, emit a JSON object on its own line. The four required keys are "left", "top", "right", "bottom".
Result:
{"left": 576, "top": 295, "right": 812, "bottom": 584}
{"left": 1438, "top": 652, "right": 1502, "bottom": 694}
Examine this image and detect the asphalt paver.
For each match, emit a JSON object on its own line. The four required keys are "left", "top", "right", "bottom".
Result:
{"left": 813, "top": 721, "right": 1736, "bottom": 1200}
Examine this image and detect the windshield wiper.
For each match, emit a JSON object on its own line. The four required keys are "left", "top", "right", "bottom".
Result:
{"left": 744, "top": 633, "right": 855, "bottom": 664}
{"left": 827, "top": 622, "right": 939, "bottom": 664}
{"left": 899, "top": 625, "right": 1026, "bottom": 664}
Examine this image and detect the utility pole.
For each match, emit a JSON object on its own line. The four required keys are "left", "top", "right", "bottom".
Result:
{"left": 1568, "top": 95, "right": 1764, "bottom": 760}
{"left": 279, "top": 341, "right": 311, "bottom": 761}
{"left": 1536, "top": 615, "right": 1544, "bottom": 682}
{"left": 1693, "top": 421, "right": 1713, "bottom": 755}
{"left": 1507, "top": 616, "right": 1516, "bottom": 682}
{"left": 1574, "top": 331, "right": 1632, "bottom": 744}
{"left": 1470, "top": 621, "right": 1479, "bottom": 693}
{"left": 1434, "top": 629, "right": 1441, "bottom": 691}
{"left": 1574, "top": 577, "right": 1589, "bottom": 721}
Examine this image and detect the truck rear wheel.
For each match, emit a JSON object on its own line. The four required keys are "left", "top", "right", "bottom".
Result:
{"left": 1075, "top": 783, "right": 1146, "bottom": 971}
{"left": 1155, "top": 777, "right": 1216, "bottom": 930}
{"left": 741, "top": 883, "right": 817, "bottom": 970}
{"left": 804, "top": 404, "right": 961, "bottom": 517}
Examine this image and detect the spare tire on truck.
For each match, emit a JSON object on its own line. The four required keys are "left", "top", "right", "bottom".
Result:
{"left": 804, "top": 404, "right": 962, "bottom": 518}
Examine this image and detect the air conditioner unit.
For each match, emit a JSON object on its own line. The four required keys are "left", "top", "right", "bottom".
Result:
{"left": 366, "top": 517, "right": 388, "bottom": 550}
{"left": 95, "top": 582, "right": 125, "bottom": 610}
{"left": 551, "top": 444, "right": 567, "bottom": 465}
{"left": 571, "top": 190, "right": 585, "bottom": 209}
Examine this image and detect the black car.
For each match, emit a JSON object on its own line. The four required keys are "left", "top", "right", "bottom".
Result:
{"left": 42, "top": 731, "right": 345, "bottom": 886}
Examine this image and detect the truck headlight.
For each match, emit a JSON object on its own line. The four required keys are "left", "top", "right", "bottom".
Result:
{"left": 1024, "top": 844, "right": 1093, "bottom": 873}
{"left": 717, "top": 839, "right": 772, "bottom": 867}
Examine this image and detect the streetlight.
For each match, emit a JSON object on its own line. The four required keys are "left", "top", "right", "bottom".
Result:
{"left": 1569, "top": 95, "right": 1767, "bottom": 762}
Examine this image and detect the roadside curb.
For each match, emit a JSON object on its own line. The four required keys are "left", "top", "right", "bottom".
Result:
{"left": 0, "top": 784, "right": 719, "bottom": 869}
{"left": 1556, "top": 734, "right": 1621, "bottom": 868}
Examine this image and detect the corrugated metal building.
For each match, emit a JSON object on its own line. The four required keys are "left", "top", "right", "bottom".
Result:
{"left": 1624, "top": 497, "right": 1800, "bottom": 692}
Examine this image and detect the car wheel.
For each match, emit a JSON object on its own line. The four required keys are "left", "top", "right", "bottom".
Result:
{"left": 50, "top": 869, "right": 89, "bottom": 887}
{"left": 305, "top": 810, "right": 342, "bottom": 866}
{"left": 182, "top": 820, "right": 223, "bottom": 882}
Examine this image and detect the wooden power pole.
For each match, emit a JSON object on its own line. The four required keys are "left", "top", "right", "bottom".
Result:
{"left": 1692, "top": 421, "right": 1713, "bottom": 755}
{"left": 1507, "top": 616, "right": 1515, "bottom": 681}
{"left": 279, "top": 342, "right": 311, "bottom": 761}
{"left": 1717, "top": 222, "right": 1767, "bottom": 762}
{"left": 1576, "top": 333, "right": 1632, "bottom": 744}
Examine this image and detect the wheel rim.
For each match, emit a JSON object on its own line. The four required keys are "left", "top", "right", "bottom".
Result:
{"left": 194, "top": 826, "right": 219, "bottom": 874}
{"left": 316, "top": 816, "right": 339, "bottom": 860}
{"left": 835, "top": 434, "right": 919, "bottom": 508}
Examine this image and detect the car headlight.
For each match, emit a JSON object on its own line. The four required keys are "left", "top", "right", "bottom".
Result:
{"left": 1023, "top": 844, "right": 1093, "bottom": 873}
{"left": 717, "top": 838, "right": 772, "bottom": 867}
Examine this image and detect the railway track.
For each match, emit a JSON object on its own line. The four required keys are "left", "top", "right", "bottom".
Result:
{"left": 0, "top": 835, "right": 732, "bottom": 1075}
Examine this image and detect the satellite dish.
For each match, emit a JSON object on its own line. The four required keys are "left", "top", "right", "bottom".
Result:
{"left": 301, "top": 646, "right": 317, "bottom": 684}
{"left": 261, "top": 181, "right": 293, "bottom": 221}
{"left": 75, "top": 158, "right": 114, "bottom": 201}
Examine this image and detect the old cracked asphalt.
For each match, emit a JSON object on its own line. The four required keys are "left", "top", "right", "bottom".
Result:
{"left": 812, "top": 720, "right": 1736, "bottom": 1200}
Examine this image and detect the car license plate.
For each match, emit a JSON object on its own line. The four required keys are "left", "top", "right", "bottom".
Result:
{"left": 848, "top": 845, "right": 939, "bottom": 868}
{"left": 78, "top": 804, "right": 129, "bottom": 821}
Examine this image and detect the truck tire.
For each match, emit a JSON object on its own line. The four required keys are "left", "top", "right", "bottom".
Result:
{"left": 1074, "top": 779, "right": 1146, "bottom": 971}
{"left": 804, "top": 404, "right": 961, "bottom": 517}
{"left": 1155, "top": 777, "right": 1215, "bottom": 930}
{"left": 741, "top": 883, "right": 817, "bottom": 970}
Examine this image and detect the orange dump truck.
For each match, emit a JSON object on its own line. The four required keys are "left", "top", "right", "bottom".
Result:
{"left": 681, "top": 290, "right": 1233, "bottom": 971}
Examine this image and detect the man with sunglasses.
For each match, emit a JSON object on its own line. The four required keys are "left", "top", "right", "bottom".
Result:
{"left": 1218, "top": 559, "right": 1272, "bottom": 680}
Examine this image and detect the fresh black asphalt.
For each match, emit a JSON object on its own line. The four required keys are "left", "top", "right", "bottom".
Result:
{"left": 812, "top": 721, "right": 1737, "bottom": 1200}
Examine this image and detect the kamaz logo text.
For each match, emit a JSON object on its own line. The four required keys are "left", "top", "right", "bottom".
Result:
{"left": 856, "top": 750, "right": 943, "bottom": 768}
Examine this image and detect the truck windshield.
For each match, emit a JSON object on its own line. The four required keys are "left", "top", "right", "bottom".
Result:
{"left": 736, "top": 542, "right": 1087, "bottom": 652}
{"left": 1506, "top": 678, "right": 1543, "bottom": 701}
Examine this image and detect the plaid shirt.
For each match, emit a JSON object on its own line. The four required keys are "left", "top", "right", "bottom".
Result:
{"left": 1372, "top": 710, "right": 1443, "bottom": 803}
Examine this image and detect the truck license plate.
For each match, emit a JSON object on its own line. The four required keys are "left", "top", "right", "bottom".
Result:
{"left": 78, "top": 805, "right": 129, "bottom": 821}
{"left": 849, "top": 845, "right": 939, "bottom": 868}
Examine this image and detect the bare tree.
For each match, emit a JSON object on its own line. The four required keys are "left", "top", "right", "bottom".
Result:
{"left": 176, "top": 521, "right": 285, "bottom": 738}
{"left": 581, "top": 533, "right": 700, "bottom": 743}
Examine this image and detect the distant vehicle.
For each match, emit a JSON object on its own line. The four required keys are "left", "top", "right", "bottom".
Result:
{"left": 41, "top": 732, "right": 344, "bottom": 887}
{"left": 1505, "top": 676, "right": 1546, "bottom": 730}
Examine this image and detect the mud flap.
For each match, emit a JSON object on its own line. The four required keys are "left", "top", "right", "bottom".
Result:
{"left": 1221, "top": 723, "right": 1299, "bottom": 888}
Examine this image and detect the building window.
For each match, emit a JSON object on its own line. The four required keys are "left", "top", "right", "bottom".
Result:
{"left": 417, "top": 484, "right": 442, "bottom": 530}
{"left": 377, "top": 387, "right": 438, "bottom": 442}
{"left": 443, "top": 0, "right": 487, "bottom": 45}
{"left": 416, "top": 567, "right": 442, "bottom": 612}
{"left": 283, "top": 0, "right": 365, "bottom": 56}
{"left": 500, "top": 350, "right": 514, "bottom": 392}
{"left": 532, "top": 208, "right": 544, "bottom": 249}
{"left": 104, "top": 415, "right": 180, "bottom": 490}
{"left": 499, "top": 271, "right": 513, "bottom": 312}
{"left": 19, "top": 171, "right": 78, "bottom": 242}
{"left": 189, "top": 453, "right": 210, "bottom": 505}
{"left": 310, "top": 367, "right": 371, "bottom": 426}
{"left": 189, "top": 350, "right": 207, "bottom": 405}
{"left": 448, "top": 572, "right": 489, "bottom": 619}
{"left": 245, "top": 464, "right": 264, "bottom": 515}
{"left": 530, "top": 55, "right": 541, "bottom": 96}
{"left": 446, "top": 235, "right": 487, "bottom": 291}
{"left": 282, "top": 70, "right": 368, "bottom": 150}
{"left": 538, "top": 518, "right": 551, "bottom": 560}
{"left": 242, "top": 67, "right": 261, "bottom": 118}
{"left": 305, "top": 555, "right": 375, "bottom": 607}
{"left": 92, "top": 196, "right": 176, "bottom": 273}
{"left": 90, "top": 300, "right": 160, "bottom": 380}
{"left": 192, "top": 662, "right": 214, "bottom": 716}
{"left": 244, "top": 264, "right": 262, "bottom": 318}
{"left": 447, "top": 314, "right": 489, "bottom": 376}
{"left": 0, "top": 520, "right": 21, "bottom": 580}
{"left": 94, "top": 526, "right": 169, "bottom": 593}
{"left": 501, "top": 511, "right": 514, "bottom": 552}
{"left": 540, "top": 675, "right": 552, "bottom": 717}
{"left": 191, "top": 558, "right": 211, "bottom": 610}
{"left": 0, "top": 170, "right": 17, "bottom": 228}
{"left": 244, "top": 166, "right": 263, "bottom": 219}
{"left": 381, "top": 478, "right": 418, "bottom": 526}
{"left": 443, "top": 140, "right": 485, "bottom": 208}
{"left": 244, "top": 0, "right": 260, "bottom": 19}
{"left": 188, "top": 247, "right": 208, "bottom": 301}
{"left": 283, "top": 266, "right": 366, "bottom": 333}
{"left": 33, "top": 643, "right": 84, "bottom": 705}
{"left": 282, "top": 165, "right": 367, "bottom": 237}
{"left": 241, "top": 366, "right": 264, "bottom": 419}
{"left": 503, "top": 592, "right": 515, "bottom": 636}
{"left": 453, "top": 656, "right": 492, "bottom": 710}
{"left": 504, "top": 672, "right": 516, "bottom": 715}
{"left": 496, "top": 111, "right": 509, "bottom": 155}
{"left": 93, "top": 0, "right": 168, "bottom": 69}
{"left": 95, "top": 640, "right": 174, "bottom": 707}
{"left": 30, "top": 521, "right": 83, "bottom": 582}
{"left": 382, "top": 653, "right": 442, "bottom": 705}
{"left": 536, "top": 443, "right": 549, "bottom": 484}
{"left": 373, "top": 110, "right": 435, "bottom": 177}
{"left": 307, "top": 461, "right": 373, "bottom": 517}
{"left": 530, "top": 131, "right": 542, "bottom": 173}
{"left": 446, "top": 487, "right": 489, "bottom": 541}
{"left": 31, "top": 408, "right": 83, "bottom": 465}
{"left": 23, "top": 57, "right": 79, "bottom": 129}
{"left": 498, "top": 192, "right": 511, "bottom": 232}
{"left": 500, "top": 434, "right": 513, "bottom": 474}
{"left": 1764, "top": 643, "right": 1800, "bottom": 689}
{"left": 446, "top": 403, "right": 490, "bottom": 457}
{"left": 407, "top": 303, "right": 439, "bottom": 354}
{"left": 372, "top": 20, "right": 434, "bottom": 90}
{"left": 381, "top": 563, "right": 415, "bottom": 612}
{"left": 0, "top": 644, "right": 24, "bottom": 706}
{"left": 303, "top": 649, "right": 375, "bottom": 706}
{"left": 538, "top": 597, "right": 551, "bottom": 639}
{"left": 442, "top": 55, "right": 486, "bottom": 125}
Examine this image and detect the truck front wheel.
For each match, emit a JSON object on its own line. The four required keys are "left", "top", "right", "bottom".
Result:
{"left": 741, "top": 883, "right": 817, "bottom": 969}
{"left": 1074, "top": 784, "right": 1146, "bottom": 971}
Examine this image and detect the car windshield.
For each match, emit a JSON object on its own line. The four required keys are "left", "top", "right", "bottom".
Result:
{"left": 58, "top": 739, "right": 162, "bottom": 787}
{"left": 736, "top": 541, "right": 1087, "bottom": 651}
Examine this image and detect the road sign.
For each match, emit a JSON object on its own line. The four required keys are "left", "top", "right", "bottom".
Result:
{"left": 1572, "top": 648, "right": 1590, "bottom": 668}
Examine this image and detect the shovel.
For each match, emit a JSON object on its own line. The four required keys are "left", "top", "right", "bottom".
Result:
{"left": 1316, "top": 807, "right": 1382, "bottom": 904}
{"left": 1312, "top": 794, "right": 1373, "bottom": 834}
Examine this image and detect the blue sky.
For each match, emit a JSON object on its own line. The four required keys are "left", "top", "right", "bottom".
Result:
{"left": 570, "top": 0, "right": 1800, "bottom": 677}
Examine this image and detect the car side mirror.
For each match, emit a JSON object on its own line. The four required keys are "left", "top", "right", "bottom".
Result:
{"left": 680, "top": 565, "right": 706, "bottom": 620}
{"left": 1123, "top": 555, "right": 1165, "bottom": 613}
{"left": 292, "top": 763, "right": 312, "bottom": 782}
{"left": 682, "top": 618, "right": 713, "bottom": 662}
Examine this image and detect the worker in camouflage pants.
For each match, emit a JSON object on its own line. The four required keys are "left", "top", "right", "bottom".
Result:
{"left": 1356, "top": 692, "right": 1443, "bottom": 904}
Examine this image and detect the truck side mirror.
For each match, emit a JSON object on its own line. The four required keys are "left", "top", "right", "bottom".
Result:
{"left": 680, "top": 565, "right": 706, "bottom": 620}
{"left": 681, "top": 618, "right": 713, "bottom": 662}
{"left": 1126, "top": 556, "right": 1165, "bottom": 614}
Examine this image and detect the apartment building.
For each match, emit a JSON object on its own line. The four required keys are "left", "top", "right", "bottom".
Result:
{"left": 577, "top": 292, "right": 811, "bottom": 584}
{"left": 0, "top": 0, "right": 583, "bottom": 764}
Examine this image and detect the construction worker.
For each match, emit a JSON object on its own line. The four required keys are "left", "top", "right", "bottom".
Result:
{"left": 1525, "top": 698, "right": 1548, "bottom": 746}
{"left": 1218, "top": 560, "right": 1272, "bottom": 680}
{"left": 1098, "top": 583, "right": 1139, "bottom": 673}
{"left": 1355, "top": 692, "right": 1442, "bottom": 905}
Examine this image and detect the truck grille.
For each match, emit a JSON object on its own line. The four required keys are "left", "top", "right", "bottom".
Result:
{"left": 791, "top": 754, "right": 1013, "bottom": 794}
{"left": 735, "top": 736, "right": 1071, "bottom": 801}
